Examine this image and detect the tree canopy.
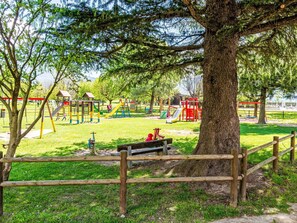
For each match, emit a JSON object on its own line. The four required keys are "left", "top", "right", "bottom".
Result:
{"left": 54, "top": 0, "right": 297, "bottom": 176}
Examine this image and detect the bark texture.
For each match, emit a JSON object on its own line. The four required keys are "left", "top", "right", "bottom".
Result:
{"left": 174, "top": 0, "right": 240, "bottom": 176}
{"left": 258, "top": 88, "right": 267, "bottom": 124}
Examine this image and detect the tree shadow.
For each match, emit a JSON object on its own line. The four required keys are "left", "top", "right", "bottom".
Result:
{"left": 31, "top": 137, "right": 146, "bottom": 157}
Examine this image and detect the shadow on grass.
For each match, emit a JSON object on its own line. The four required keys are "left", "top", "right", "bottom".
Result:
{"left": 29, "top": 137, "right": 146, "bottom": 157}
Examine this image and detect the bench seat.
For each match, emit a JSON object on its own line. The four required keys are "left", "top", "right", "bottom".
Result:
{"left": 117, "top": 138, "right": 173, "bottom": 167}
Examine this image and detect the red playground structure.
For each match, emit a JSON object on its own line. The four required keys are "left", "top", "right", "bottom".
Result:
{"left": 181, "top": 98, "right": 202, "bottom": 122}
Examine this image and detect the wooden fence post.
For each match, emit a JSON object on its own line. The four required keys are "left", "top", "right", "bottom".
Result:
{"left": 273, "top": 136, "right": 279, "bottom": 173}
{"left": 290, "top": 131, "right": 295, "bottom": 163}
{"left": 0, "top": 151, "right": 3, "bottom": 216}
{"left": 120, "top": 150, "right": 128, "bottom": 215}
{"left": 230, "top": 149, "right": 239, "bottom": 207}
{"left": 240, "top": 149, "right": 248, "bottom": 202}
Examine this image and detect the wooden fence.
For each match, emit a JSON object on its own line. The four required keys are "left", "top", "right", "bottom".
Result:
{"left": 0, "top": 131, "right": 295, "bottom": 215}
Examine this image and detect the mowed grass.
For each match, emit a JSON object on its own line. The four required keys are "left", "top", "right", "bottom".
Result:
{"left": 0, "top": 116, "right": 297, "bottom": 222}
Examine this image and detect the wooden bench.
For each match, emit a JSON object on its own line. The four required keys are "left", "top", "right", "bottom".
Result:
{"left": 117, "top": 138, "right": 173, "bottom": 168}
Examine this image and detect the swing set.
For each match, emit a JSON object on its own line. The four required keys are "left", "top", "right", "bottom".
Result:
{"left": 0, "top": 97, "right": 56, "bottom": 138}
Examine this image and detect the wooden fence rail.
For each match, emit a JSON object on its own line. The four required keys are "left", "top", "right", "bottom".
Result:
{"left": 240, "top": 131, "right": 296, "bottom": 201}
{"left": 0, "top": 131, "right": 295, "bottom": 216}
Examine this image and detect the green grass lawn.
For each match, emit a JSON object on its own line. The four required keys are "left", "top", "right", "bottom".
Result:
{"left": 0, "top": 116, "right": 297, "bottom": 222}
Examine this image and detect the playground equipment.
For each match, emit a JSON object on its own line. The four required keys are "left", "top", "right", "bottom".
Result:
{"left": 105, "top": 101, "right": 124, "bottom": 118}
{"left": 88, "top": 132, "right": 96, "bottom": 155}
{"left": 1, "top": 97, "right": 56, "bottom": 138}
{"left": 53, "top": 91, "right": 101, "bottom": 124}
{"left": 104, "top": 99, "right": 130, "bottom": 119}
{"left": 166, "top": 98, "right": 202, "bottom": 123}
{"left": 238, "top": 101, "right": 260, "bottom": 118}
{"left": 115, "top": 99, "right": 131, "bottom": 118}
{"left": 145, "top": 128, "right": 165, "bottom": 141}
{"left": 166, "top": 106, "right": 184, "bottom": 123}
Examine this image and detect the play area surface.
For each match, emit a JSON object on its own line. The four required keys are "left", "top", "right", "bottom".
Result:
{"left": 0, "top": 129, "right": 52, "bottom": 142}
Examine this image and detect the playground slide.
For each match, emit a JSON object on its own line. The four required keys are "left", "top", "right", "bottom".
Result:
{"left": 94, "top": 105, "right": 99, "bottom": 112}
{"left": 105, "top": 102, "right": 124, "bottom": 118}
{"left": 166, "top": 108, "right": 184, "bottom": 123}
{"left": 51, "top": 104, "right": 64, "bottom": 117}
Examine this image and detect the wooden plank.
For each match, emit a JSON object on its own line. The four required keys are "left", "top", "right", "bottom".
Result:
{"left": 117, "top": 138, "right": 173, "bottom": 151}
{"left": 120, "top": 151, "right": 128, "bottom": 215}
{"left": 0, "top": 179, "right": 121, "bottom": 187}
{"left": 247, "top": 141, "right": 277, "bottom": 155}
{"left": 279, "top": 134, "right": 294, "bottom": 142}
{"left": 240, "top": 149, "right": 248, "bottom": 202}
{"left": 273, "top": 136, "right": 279, "bottom": 173}
{"left": 130, "top": 146, "right": 172, "bottom": 155}
{"left": 126, "top": 176, "right": 233, "bottom": 184}
{"left": 279, "top": 147, "right": 293, "bottom": 157}
{"left": 247, "top": 156, "right": 276, "bottom": 176}
{"left": 0, "top": 156, "right": 121, "bottom": 163}
{"left": 230, "top": 149, "right": 239, "bottom": 207}
{"left": 127, "top": 154, "right": 234, "bottom": 161}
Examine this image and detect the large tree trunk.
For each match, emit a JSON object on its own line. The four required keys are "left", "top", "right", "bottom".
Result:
{"left": 174, "top": 0, "right": 239, "bottom": 176}
{"left": 258, "top": 88, "right": 267, "bottom": 124}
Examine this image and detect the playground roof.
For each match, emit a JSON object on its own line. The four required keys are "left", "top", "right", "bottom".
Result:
{"left": 56, "top": 90, "right": 71, "bottom": 97}
{"left": 83, "top": 92, "right": 95, "bottom": 99}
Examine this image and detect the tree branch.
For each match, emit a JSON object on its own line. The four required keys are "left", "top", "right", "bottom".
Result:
{"left": 182, "top": 0, "right": 207, "bottom": 27}
{"left": 240, "top": 14, "right": 297, "bottom": 36}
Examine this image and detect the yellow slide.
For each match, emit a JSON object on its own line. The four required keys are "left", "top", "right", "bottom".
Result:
{"left": 105, "top": 102, "right": 124, "bottom": 118}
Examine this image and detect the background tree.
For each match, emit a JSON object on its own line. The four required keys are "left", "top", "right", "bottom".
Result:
{"left": 92, "top": 76, "right": 125, "bottom": 104}
{"left": 239, "top": 54, "right": 297, "bottom": 124}
{"left": 180, "top": 70, "right": 203, "bottom": 98}
{"left": 58, "top": 0, "right": 297, "bottom": 176}
{"left": 0, "top": 0, "right": 85, "bottom": 179}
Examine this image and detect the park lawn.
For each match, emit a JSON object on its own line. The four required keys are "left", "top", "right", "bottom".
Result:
{"left": 0, "top": 117, "right": 297, "bottom": 222}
